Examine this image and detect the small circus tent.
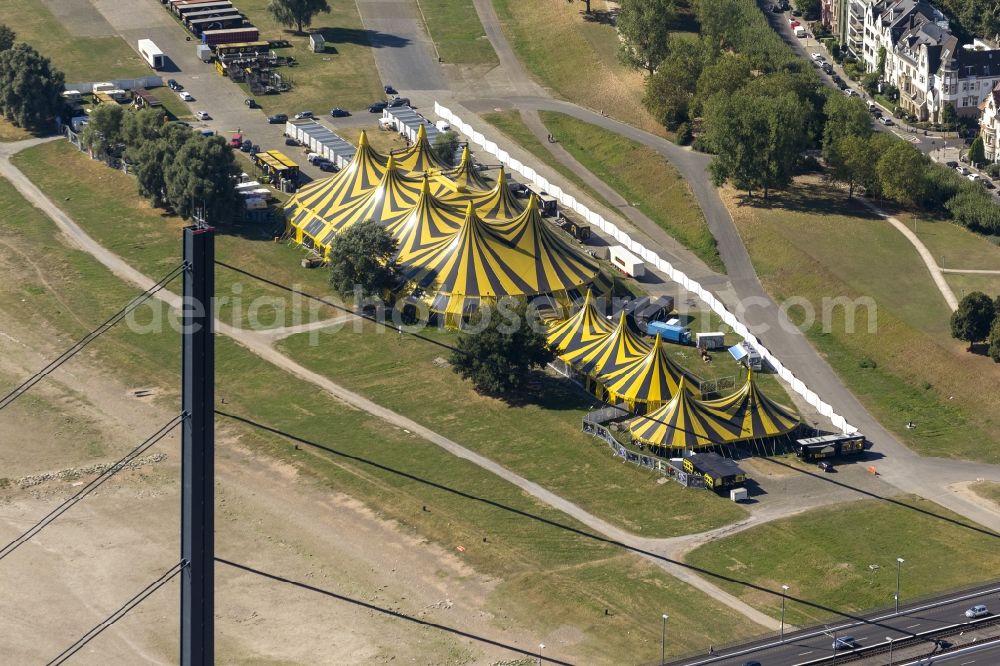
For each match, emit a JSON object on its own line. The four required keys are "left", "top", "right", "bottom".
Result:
{"left": 628, "top": 378, "right": 741, "bottom": 451}
{"left": 701, "top": 370, "right": 800, "bottom": 442}
{"left": 598, "top": 334, "right": 702, "bottom": 412}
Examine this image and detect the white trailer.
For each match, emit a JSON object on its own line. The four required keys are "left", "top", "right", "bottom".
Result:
{"left": 695, "top": 332, "right": 726, "bottom": 350}
{"left": 608, "top": 245, "right": 645, "bottom": 278}
{"left": 137, "top": 39, "right": 166, "bottom": 70}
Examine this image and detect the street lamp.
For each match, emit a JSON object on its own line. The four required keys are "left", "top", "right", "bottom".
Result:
{"left": 780, "top": 585, "right": 790, "bottom": 642}
{"left": 886, "top": 636, "right": 894, "bottom": 665}
{"left": 537, "top": 643, "right": 545, "bottom": 665}
{"left": 895, "top": 557, "right": 905, "bottom": 614}
{"left": 660, "top": 614, "right": 669, "bottom": 665}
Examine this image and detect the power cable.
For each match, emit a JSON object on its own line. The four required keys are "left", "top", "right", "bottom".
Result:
{"left": 0, "top": 414, "right": 185, "bottom": 561}
{"left": 216, "top": 557, "right": 574, "bottom": 665}
{"left": 0, "top": 263, "right": 185, "bottom": 411}
{"left": 46, "top": 560, "right": 185, "bottom": 666}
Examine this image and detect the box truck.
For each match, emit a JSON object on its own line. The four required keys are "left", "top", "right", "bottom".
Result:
{"left": 608, "top": 245, "right": 645, "bottom": 278}
{"left": 647, "top": 321, "right": 691, "bottom": 345}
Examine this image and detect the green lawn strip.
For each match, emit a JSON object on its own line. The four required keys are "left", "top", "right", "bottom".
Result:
{"left": 944, "top": 272, "right": 1000, "bottom": 302}
{"left": 482, "top": 110, "right": 622, "bottom": 215}
{"left": 0, "top": 117, "right": 34, "bottom": 142}
{"left": 685, "top": 496, "right": 1000, "bottom": 626}
{"left": 490, "top": 0, "right": 668, "bottom": 136}
{"left": 727, "top": 181, "right": 1000, "bottom": 462}
{"left": 277, "top": 321, "right": 750, "bottom": 538}
{"left": 969, "top": 481, "right": 1000, "bottom": 506}
{"left": 11, "top": 140, "right": 339, "bottom": 328}
{"left": 235, "top": 0, "right": 384, "bottom": 114}
{"left": 907, "top": 216, "right": 1000, "bottom": 272}
{"left": 416, "top": 0, "right": 498, "bottom": 66}
{"left": 0, "top": 174, "right": 764, "bottom": 661}
{"left": 155, "top": 92, "right": 194, "bottom": 122}
{"left": 540, "top": 112, "right": 724, "bottom": 273}
{"left": 0, "top": 0, "right": 147, "bottom": 82}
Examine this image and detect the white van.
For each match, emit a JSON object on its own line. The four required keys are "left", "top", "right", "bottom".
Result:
{"left": 794, "top": 25, "right": 806, "bottom": 38}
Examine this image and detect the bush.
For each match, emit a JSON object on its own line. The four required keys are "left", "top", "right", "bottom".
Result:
{"left": 859, "top": 356, "right": 877, "bottom": 369}
{"left": 985, "top": 162, "right": 1000, "bottom": 178}
{"left": 675, "top": 121, "right": 693, "bottom": 145}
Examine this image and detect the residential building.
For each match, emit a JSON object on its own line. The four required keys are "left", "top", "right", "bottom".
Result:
{"left": 981, "top": 82, "right": 1000, "bottom": 162}
{"left": 846, "top": 0, "right": 869, "bottom": 58}
{"left": 861, "top": 0, "right": 947, "bottom": 74}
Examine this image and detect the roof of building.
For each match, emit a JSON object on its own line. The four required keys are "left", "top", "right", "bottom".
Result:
{"left": 686, "top": 452, "right": 746, "bottom": 479}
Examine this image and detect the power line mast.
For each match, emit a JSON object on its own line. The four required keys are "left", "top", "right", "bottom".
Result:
{"left": 181, "top": 223, "right": 215, "bottom": 665}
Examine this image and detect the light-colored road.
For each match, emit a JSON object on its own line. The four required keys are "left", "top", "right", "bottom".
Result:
{"left": 940, "top": 267, "right": 1000, "bottom": 274}
{"left": 0, "top": 140, "right": 781, "bottom": 631}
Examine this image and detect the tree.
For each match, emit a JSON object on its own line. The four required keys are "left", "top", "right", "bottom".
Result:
{"left": 822, "top": 93, "right": 872, "bottom": 162}
{"left": 267, "top": 0, "right": 331, "bottom": 34}
{"left": 644, "top": 38, "right": 703, "bottom": 128}
{"left": 989, "top": 319, "right": 1000, "bottom": 362}
{"left": 163, "top": 135, "right": 240, "bottom": 223}
{"left": 694, "top": 53, "right": 751, "bottom": 114}
{"left": 616, "top": 0, "right": 674, "bottom": 75}
{"left": 327, "top": 219, "right": 398, "bottom": 298}
{"left": 796, "top": 0, "right": 820, "bottom": 20}
{"left": 831, "top": 134, "right": 877, "bottom": 197}
{"left": 567, "top": 0, "right": 592, "bottom": 14}
{"left": 940, "top": 102, "right": 957, "bottom": 128}
{"left": 950, "top": 291, "right": 996, "bottom": 350}
{"left": 122, "top": 107, "right": 167, "bottom": 153}
{"left": 0, "top": 24, "right": 15, "bottom": 53}
{"left": 0, "top": 43, "right": 64, "bottom": 131}
{"left": 705, "top": 90, "right": 807, "bottom": 198}
{"left": 432, "top": 130, "right": 460, "bottom": 166}
{"left": 450, "top": 299, "right": 554, "bottom": 397}
{"left": 80, "top": 103, "right": 124, "bottom": 158}
{"left": 876, "top": 142, "right": 928, "bottom": 207}
{"left": 876, "top": 46, "right": 887, "bottom": 76}
{"left": 968, "top": 136, "right": 986, "bottom": 167}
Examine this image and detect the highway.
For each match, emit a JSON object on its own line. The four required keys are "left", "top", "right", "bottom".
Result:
{"left": 666, "top": 583, "right": 1000, "bottom": 666}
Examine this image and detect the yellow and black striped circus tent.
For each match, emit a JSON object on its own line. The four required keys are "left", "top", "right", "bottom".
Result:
{"left": 599, "top": 334, "right": 702, "bottom": 412}
{"left": 628, "top": 378, "right": 741, "bottom": 450}
{"left": 284, "top": 129, "right": 608, "bottom": 323}
{"left": 556, "top": 311, "right": 650, "bottom": 378}
{"left": 547, "top": 290, "right": 615, "bottom": 354}
{"left": 702, "top": 370, "right": 800, "bottom": 441}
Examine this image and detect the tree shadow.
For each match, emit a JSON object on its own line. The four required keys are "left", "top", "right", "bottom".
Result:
{"left": 734, "top": 185, "right": 883, "bottom": 220}
{"left": 314, "top": 26, "right": 411, "bottom": 50}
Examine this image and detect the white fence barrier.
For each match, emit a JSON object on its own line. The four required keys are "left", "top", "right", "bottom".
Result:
{"left": 65, "top": 76, "right": 163, "bottom": 93}
{"left": 434, "top": 102, "right": 859, "bottom": 434}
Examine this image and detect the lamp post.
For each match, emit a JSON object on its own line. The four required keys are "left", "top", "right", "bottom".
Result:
{"left": 895, "top": 557, "right": 905, "bottom": 614}
{"left": 780, "top": 585, "right": 790, "bottom": 642}
{"left": 537, "top": 643, "right": 545, "bottom": 666}
{"left": 660, "top": 614, "right": 669, "bottom": 665}
{"left": 886, "top": 636, "right": 894, "bottom": 665}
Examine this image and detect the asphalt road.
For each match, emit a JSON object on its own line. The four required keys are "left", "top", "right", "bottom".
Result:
{"left": 355, "top": 0, "right": 447, "bottom": 92}
{"left": 667, "top": 583, "right": 1000, "bottom": 666}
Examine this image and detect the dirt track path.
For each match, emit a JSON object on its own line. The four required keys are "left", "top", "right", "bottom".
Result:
{"left": 0, "top": 139, "right": 781, "bottom": 631}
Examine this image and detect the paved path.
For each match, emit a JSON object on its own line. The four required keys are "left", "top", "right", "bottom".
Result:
{"left": 0, "top": 140, "right": 781, "bottom": 631}
{"left": 940, "top": 268, "right": 1000, "bottom": 275}
{"left": 872, "top": 208, "right": 959, "bottom": 311}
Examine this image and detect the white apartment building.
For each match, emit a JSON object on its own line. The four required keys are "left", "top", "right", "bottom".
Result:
{"left": 861, "top": 0, "right": 948, "bottom": 74}
{"left": 981, "top": 83, "right": 1000, "bottom": 162}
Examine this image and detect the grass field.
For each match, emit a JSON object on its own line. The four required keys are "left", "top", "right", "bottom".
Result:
{"left": 0, "top": 0, "right": 147, "bottom": 82}
{"left": 416, "top": 0, "right": 498, "bottom": 66}
{"left": 540, "top": 112, "right": 723, "bottom": 273}
{"left": 235, "top": 0, "right": 384, "bottom": 114}
{"left": 725, "top": 178, "right": 1000, "bottom": 462}
{"left": 944, "top": 272, "right": 1000, "bottom": 301}
{"left": 13, "top": 139, "right": 751, "bottom": 539}
{"left": 0, "top": 172, "right": 767, "bottom": 661}
{"left": 491, "top": 0, "right": 666, "bottom": 135}
{"left": 685, "top": 497, "right": 1000, "bottom": 625}
{"left": 908, "top": 217, "right": 1000, "bottom": 271}
{"left": 482, "top": 110, "right": 620, "bottom": 213}
{"left": 0, "top": 118, "right": 34, "bottom": 142}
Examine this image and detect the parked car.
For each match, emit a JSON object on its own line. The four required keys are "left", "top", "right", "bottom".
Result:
{"left": 822, "top": 62, "right": 833, "bottom": 74}
{"left": 285, "top": 137, "right": 299, "bottom": 146}
{"left": 844, "top": 88, "right": 858, "bottom": 97}
{"left": 384, "top": 84, "right": 398, "bottom": 95}
{"left": 879, "top": 116, "right": 893, "bottom": 125}
{"left": 965, "top": 605, "right": 989, "bottom": 619}
{"left": 956, "top": 165, "right": 970, "bottom": 175}
{"left": 388, "top": 97, "right": 410, "bottom": 108}
{"left": 195, "top": 110, "right": 210, "bottom": 120}
{"left": 968, "top": 173, "right": 981, "bottom": 182}
{"left": 167, "top": 79, "right": 182, "bottom": 91}
{"left": 240, "top": 139, "right": 252, "bottom": 152}
{"left": 810, "top": 52, "right": 825, "bottom": 61}
{"left": 982, "top": 179, "right": 996, "bottom": 190}
{"left": 294, "top": 111, "right": 314, "bottom": 119}
{"left": 945, "top": 160, "right": 959, "bottom": 168}
{"left": 832, "top": 636, "right": 857, "bottom": 650}
{"left": 818, "top": 461, "right": 835, "bottom": 472}
{"left": 179, "top": 91, "right": 194, "bottom": 102}
{"left": 319, "top": 161, "right": 338, "bottom": 172}
{"left": 791, "top": 8, "right": 802, "bottom": 15}
{"left": 329, "top": 107, "right": 350, "bottom": 117}
{"left": 249, "top": 144, "right": 261, "bottom": 155}
{"left": 771, "top": 3, "right": 782, "bottom": 10}
{"left": 368, "top": 101, "right": 388, "bottom": 113}
{"left": 832, "top": 74, "right": 843, "bottom": 85}
{"left": 741, "top": 662, "right": 762, "bottom": 666}
{"left": 245, "top": 98, "right": 257, "bottom": 108}
{"left": 268, "top": 113, "right": 288, "bottom": 124}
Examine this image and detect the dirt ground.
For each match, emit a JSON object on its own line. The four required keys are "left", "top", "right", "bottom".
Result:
{"left": 0, "top": 311, "right": 539, "bottom": 664}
